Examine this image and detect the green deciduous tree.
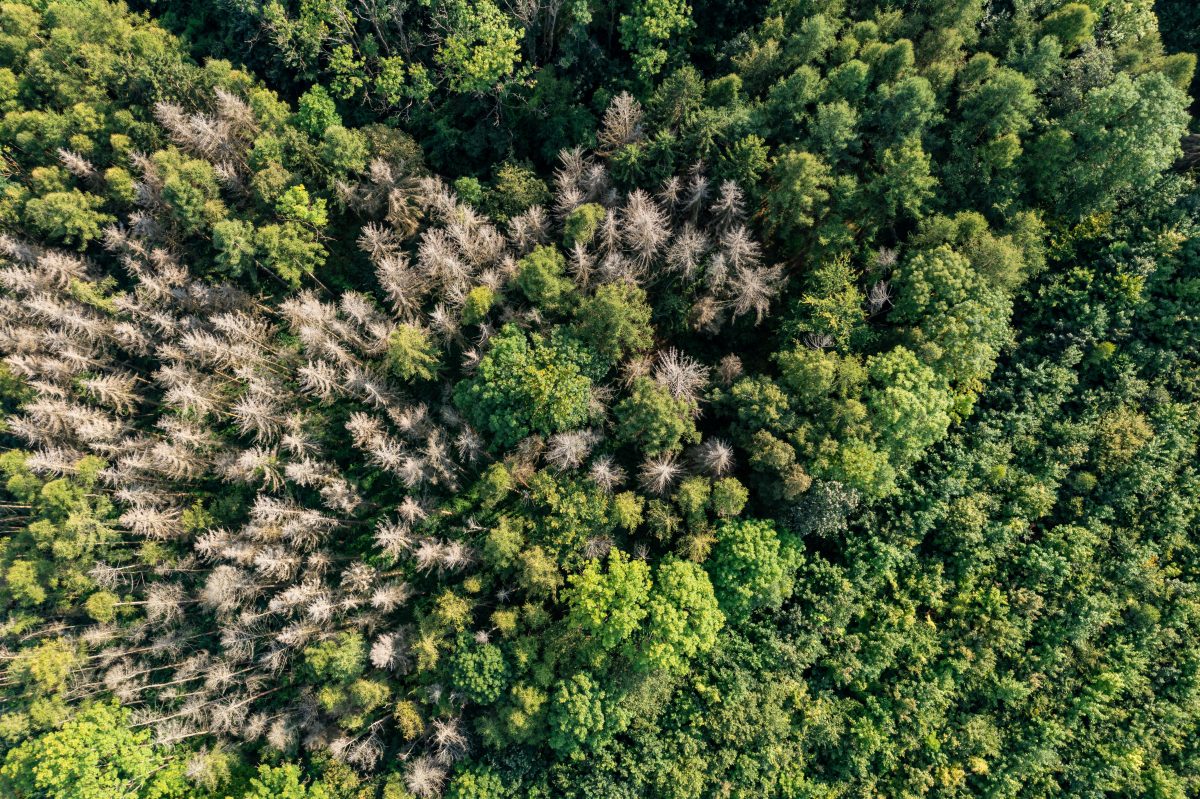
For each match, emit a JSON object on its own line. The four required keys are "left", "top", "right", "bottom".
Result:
{"left": 620, "top": 0, "right": 693, "bottom": 80}
{"left": 890, "top": 245, "right": 1011, "bottom": 401}
{"left": 0, "top": 703, "right": 187, "bottom": 799}
{"left": 707, "top": 518, "right": 798, "bottom": 623}
{"left": 451, "top": 637, "right": 510, "bottom": 704}
{"left": 0, "top": 452, "right": 118, "bottom": 614}
{"left": 765, "top": 150, "right": 832, "bottom": 247}
{"left": 255, "top": 222, "right": 326, "bottom": 287}
{"left": 515, "top": 245, "right": 575, "bottom": 313}
{"left": 462, "top": 286, "right": 497, "bottom": 325}
{"left": 238, "top": 764, "right": 331, "bottom": 799}
{"left": 386, "top": 324, "right": 441, "bottom": 381}
{"left": 1034, "top": 72, "right": 1189, "bottom": 219}
{"left": 548, "top": 673, "right": 606, "bottom": 755}
{"left": 485, "top": 162, "right": 549, "bottom": 222}
{"left": 613, "top": 377, "right": 699, "bottom": 456}
{"left": 213, "top": 219, "right": 257, "bottom": 278}
{"left": 296, "top": 85, "right": 341, "bottom": 136}
{"left": 564, "top": 549, "right": 651, "bottom": 659}
{"left": 446, "top": 765, "right": 507, "bottom": 799}
{"left": 24, "top": 190, "right": 112, "bottom": 248}
{"left": 638, "top": 558, "right": 722, "bottom": 674}
{"left": 454, "top": 325, "right": 593, "bottom": 448}
{"left": 562, "top": 203, "right": 606, "bottom": 247}
{"left": 863, "top": 346, "right": 953, "bottom": 466}
{"left": 570, "top": 282, "right": 653, "bottom": 366}
{"left": 154, "top": 148, "right": 226, "bottom": 236}
{"left": 304, "top": 632, "right": 366, "bottom": 683}
{"left": 1040, "top": 3, "right": 1097, "bottom": 52}
{"left": 435, "top": 0, "right": 522, "bottom": 94}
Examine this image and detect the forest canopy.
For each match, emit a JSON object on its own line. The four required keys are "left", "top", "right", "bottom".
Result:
{"left": 1, "top": 0, "right": 1200, "bottom": 797}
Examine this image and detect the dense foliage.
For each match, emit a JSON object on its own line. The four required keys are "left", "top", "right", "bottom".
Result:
{"left": 1, "top": 0, "right": 1199, "bottom": 796}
